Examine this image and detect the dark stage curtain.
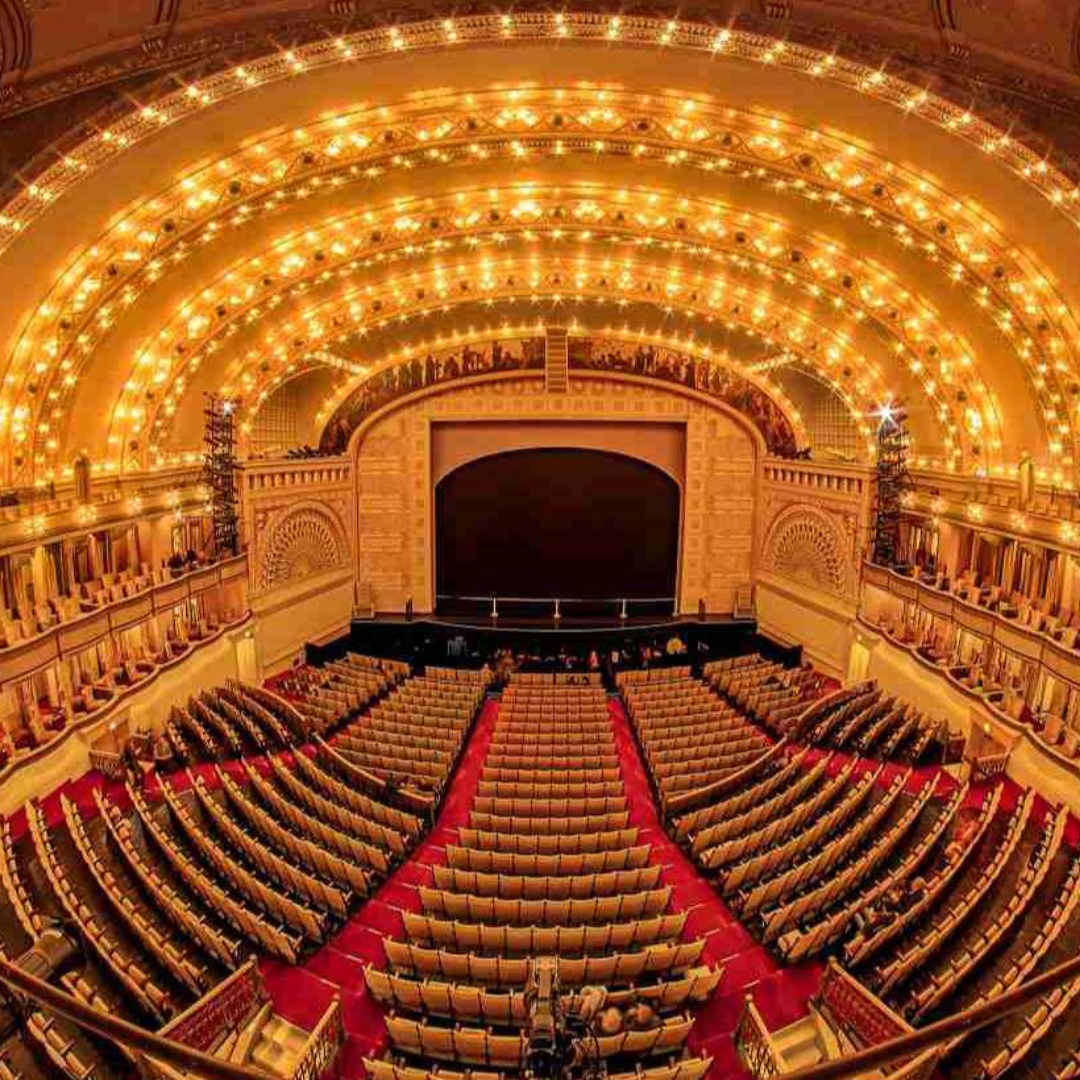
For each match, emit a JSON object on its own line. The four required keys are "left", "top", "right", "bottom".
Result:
{"left": 435, "top": 448, "right": 680, "bottom": 606}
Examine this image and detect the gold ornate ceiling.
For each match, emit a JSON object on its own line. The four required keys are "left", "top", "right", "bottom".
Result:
{"left": 2, "top": 3, "right": 1080, "bottom": 487}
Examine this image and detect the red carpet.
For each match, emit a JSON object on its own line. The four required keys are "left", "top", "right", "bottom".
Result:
{"left": 607, "top": 699, "right": 823, "bottom": 1079}
{"left": 258, "top": 697, "right": 502, "bottom": 1073}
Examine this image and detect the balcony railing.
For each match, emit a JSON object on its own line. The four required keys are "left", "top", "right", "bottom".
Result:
{"left": 0, "top": 553, "right": 248, "bottom": 682}
{"left": 861, "top": 559, "right": 1080, "bottom": 771}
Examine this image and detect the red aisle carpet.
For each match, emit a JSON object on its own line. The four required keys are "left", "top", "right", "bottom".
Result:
{"left": 258, "top": 698, "right": 502, "bottom": 1078}
{"left": 606, "top": 699, "right": 822, "bottom": 1080}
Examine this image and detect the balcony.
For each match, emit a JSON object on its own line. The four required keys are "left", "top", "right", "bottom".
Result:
{"left": 0, "top": 553, "right": 249, "bottom": 679}
{"left": 860, "top": 560, "right": 1080, "bottom": 770}
{"left": 0, "top": 553, "right": 249, "bottom": 786}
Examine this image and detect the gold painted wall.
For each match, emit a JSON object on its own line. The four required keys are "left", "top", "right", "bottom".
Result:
{"left": 352, "top": 374, "right": 760, "bottom": 615}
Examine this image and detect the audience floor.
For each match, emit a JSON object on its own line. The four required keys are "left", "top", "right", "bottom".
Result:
{"left": 19, "top": 690, "right": 1079, "bottom": 1079}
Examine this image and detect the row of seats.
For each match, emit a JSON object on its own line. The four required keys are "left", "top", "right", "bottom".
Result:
{"left": 706, "top": 654, "right": 827, "bottom": 729}
{"left": 27, "top": 801, "right": 176, "bottom": 1023}
{"left": 61, "top": 793, "right": 210, "bottom": 997}
{"left": 365, "top": 966, "right": 720, "bottom": 1024}
{"left": 364, "top": 1059, "right": 709, "bottom": 1080}
{"left": 790, "top": 682, "right": 945, "bottom": 764}
{"left": 329, "top": 674, "right": 484, "bottom": 794}
{"left": 402, "top": 911, "right": 689, "bottom": 955}
{"left": 625, "top": 671, "right": 770, "bottom": 807}
{"left": 386, "top": 932, "right": 699, "bottom": 977}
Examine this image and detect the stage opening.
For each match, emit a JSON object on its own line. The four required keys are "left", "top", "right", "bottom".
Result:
{"left": 435, "top": 447, "right": 680, "bottom": 618}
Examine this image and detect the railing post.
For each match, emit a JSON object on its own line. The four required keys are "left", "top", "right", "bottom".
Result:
{"left": 734, "top": 992, "right": 783, "bottom": 1078}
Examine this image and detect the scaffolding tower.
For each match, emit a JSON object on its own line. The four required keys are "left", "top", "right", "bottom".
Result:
{"left": 202, "top": 394, "right": 240, "bottom": 556}
{"left": 872, "top": 408, "right": 912, "bottom": 568}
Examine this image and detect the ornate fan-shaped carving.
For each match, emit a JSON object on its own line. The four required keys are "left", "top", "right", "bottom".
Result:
{"left": 764, "top": 507, "right": 849, "bottom": 597}
{"left": 260, "top": 508, "right": 345, "bottom": 590}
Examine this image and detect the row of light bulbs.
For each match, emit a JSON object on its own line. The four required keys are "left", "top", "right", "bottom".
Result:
{"left": 119, "top": 254, "right": 888, "bottom": 465}
{"left": 0, "top": 24, "right": 1076, "bottom": 481}
{"left": 4, "top": 104, "right": 1041, "bottom": 477}
{"left": 113, "top": 186, "right": 997, "bottom": 464}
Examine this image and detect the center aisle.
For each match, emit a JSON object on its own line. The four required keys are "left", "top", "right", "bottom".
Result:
{"left": 258, "top": 697, "right": 501, "bottom": 1078}
{"left": 606, "top": 699, "right": 824, "bottom": 1079}
{"left": 258, "top": 683, "right": 823, "bottom": 1079}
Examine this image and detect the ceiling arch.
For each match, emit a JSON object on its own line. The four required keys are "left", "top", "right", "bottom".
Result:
{"left": 2, "top": 15, "right": 1080, "bottom": 489}
{"left": 100, "top": 186, "right": 1000, "bottom": 465}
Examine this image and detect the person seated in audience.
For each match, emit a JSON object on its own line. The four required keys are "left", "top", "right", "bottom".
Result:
{"left": 572, "top": 985, "right": 607, "bottom": 1025}
{"left": 152, "top": 731, "right": 173, "bottom": 769}
{"left": 122, "top": 739, "right": 142, "bottom": 789}
{"left": 904, "top": 876, "right": 927, "bottom": 906}
{"left": 625, "top": 1002, "right": 661, "bottom": 1032}
{"left": 944, "top": 815, "right": 979, "bottom": 862}
{"left": 595, "top": 1007, "right": 623, "bottom": 1038}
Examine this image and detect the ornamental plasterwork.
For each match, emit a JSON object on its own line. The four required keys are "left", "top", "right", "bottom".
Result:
{"left": 352, "top": 375, "right": 759, "bottom": 615}
{"left": 761, "top": 502, "right": 858, "bottom": 601}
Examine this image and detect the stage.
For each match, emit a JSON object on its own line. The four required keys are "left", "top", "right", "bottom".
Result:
{"left": 305, "top": 612, "right": 802, "bottom": 676}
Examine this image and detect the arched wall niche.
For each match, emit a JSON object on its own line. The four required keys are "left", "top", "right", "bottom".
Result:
{"left": 253, "top": 498, "right": 351, "bottom": 596}
{"left": 349, "top": 372, "right": 761, "bottom": 616}
{"left": 761, "top": 504, "right": 854, "bottom": 600}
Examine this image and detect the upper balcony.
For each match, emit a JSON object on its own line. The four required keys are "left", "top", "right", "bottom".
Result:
{"left": 860, "top": 559, "right": 1080, "bottom": 766}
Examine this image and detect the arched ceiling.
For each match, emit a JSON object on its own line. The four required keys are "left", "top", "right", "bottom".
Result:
{"left": 3, "top": 7, "right": 1080, "bottom": 488}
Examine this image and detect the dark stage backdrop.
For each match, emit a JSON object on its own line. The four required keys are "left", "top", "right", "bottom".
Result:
{"left": 435, "top": 448, "right": 680, "bottom": 602}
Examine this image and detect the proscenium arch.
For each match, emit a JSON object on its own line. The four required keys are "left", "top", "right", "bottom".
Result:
{"left": 346, "top": 363, "right": 766, "bottom": 613}
{"left": 433, "top": 444, "right": 683, "bottom": 606}
{"left": 111, "top": 183, "right": 1002, "bottom": 466}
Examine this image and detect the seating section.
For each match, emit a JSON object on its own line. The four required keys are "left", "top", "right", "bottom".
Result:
{"left": 3, "top": 642, "right": 1080, "bottom": 1080}
{"left": 785, "top": 680, "right": 947, "bottom": 764}
{"left": 363, "top": 681, "right": 718, "bottom": 1077}
{"left": 652, "top": 663, "right": 1080, "bottom": 1076}
{"left": 277, "top": 653, "right": 404, "bottom": 735}
{"left": 622, "top": 668, "right": 771, "bottom": 811}
{"left": 704, "top": 654, "right": 826, "bottom": 732}
{"left": 330, "top": 669, "right": 488, "bottom": 796}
